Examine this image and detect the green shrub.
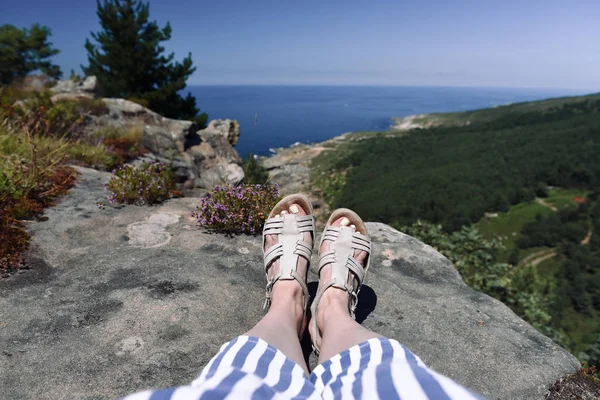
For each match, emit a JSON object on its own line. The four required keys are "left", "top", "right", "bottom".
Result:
{"left": 191, "top": 112, "right": 209, "bottom": 129}
{"left": 193, "top": 184, "right": 281, "bottom": 235}
{"left": 402, "top": 220, "right": 562, "bottom": 342}
{"left": 535, "top": 183, "right": 549, "bottom": 198}
{"left": 507, "top": 247, "right": 520, "bottom": 266}
{"left": 243, "top": 153, "right": 269, "bottom": 184}
{"left": 105, "top": 161, "right": 174, "bottom": 205}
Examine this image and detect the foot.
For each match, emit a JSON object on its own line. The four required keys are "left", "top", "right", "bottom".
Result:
{"left": 264, "top": 203, "right": 312, "bottom": 333}
{"left": 310, "top": 216, "right": 368, "bottom": 339}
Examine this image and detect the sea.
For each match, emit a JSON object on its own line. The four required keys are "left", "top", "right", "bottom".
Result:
{"left": 188, "top": 85, "right": 583, "bottom": 158}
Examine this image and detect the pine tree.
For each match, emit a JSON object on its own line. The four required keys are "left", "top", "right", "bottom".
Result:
{"left": 0, "top": 24, "right": 61, "bottom": 84}
{"left": 82, "top": 0, "right": 203, "bottom": 120}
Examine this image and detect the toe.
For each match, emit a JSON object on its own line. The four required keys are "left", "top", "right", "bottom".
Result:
{"left": 288, "top": 203, "right": 307, "bottom": 217}
{"left": 320, "top": 215, "right": 368, "bottom": 271}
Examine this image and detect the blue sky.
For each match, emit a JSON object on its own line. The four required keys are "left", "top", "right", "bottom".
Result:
{"left": 2, "top": 0, "right": 599, "bottom": 90}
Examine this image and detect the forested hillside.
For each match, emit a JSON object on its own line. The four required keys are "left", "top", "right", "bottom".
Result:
{"left": 393, "top": 92, "right": 600, "bottom": 129}
{"left": 311, "top": 93, "right": 600, "bottom": 364}
{"left": 322, "top": 98, "right": 600, "bottom": 230}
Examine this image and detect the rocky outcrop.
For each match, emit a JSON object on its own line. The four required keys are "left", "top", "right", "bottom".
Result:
{"left": 203, "top": 119, "right": 240, "bottom": 147}
{"left": 0, "top": 167, "right": 580, "bottom": 399}
{"left": 51, "top": 75, "right": 98, "bottom": 95}
{"left": 47, "top": 76, "right": 244, "bottom": 188}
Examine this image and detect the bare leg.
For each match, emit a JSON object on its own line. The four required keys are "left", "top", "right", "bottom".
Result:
{"left": 311, "top": 216, "right": 382, "bottom": 364}
{"left": 245, "top": 203, "right": 311, "bottom": 375}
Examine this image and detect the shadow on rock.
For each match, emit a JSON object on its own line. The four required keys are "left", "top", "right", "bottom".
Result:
{"left": 302, "top": 282, "right": 377, "bottom": 363}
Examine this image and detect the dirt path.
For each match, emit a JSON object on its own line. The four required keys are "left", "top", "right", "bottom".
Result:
{"left": 530, "top": 251, "right": 557, "bottom": 266}
{"left": 518, "top": 249, "right": 557, "bottom": 267}
{"left": 536, "top": 198, "right": 558, "bottom": 212}
{"left": 582, "top": 229, "right": 593, "bottom": 245}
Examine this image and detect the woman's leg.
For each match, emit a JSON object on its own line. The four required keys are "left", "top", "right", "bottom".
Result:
{"left": 245, "top": 203, "right": 310, "bottom": 375}
{"left": 311, "top": 216, "right": 381, "bottom": 364}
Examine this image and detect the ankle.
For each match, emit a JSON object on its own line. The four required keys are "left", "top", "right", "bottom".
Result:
{"left": 316, "top": 288, "right": 350, "bottom": 331}
{"left": 270, "top": 281, "right": 305, "bottom": 316}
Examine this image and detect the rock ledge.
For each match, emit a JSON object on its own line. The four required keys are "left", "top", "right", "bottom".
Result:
{"left": 0, "top": 168, "right": 579, "bottom": 399}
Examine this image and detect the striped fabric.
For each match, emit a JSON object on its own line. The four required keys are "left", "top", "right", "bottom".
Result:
{"left": 122, "top": 335, "right": 485, "bottom": 400}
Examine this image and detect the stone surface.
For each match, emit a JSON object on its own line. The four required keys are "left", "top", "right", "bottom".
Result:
{"left": 0, "top": 167, "right": 579, "bottom": 399}
{"left": 51, "top": 76, "right": 98, "bottom": 94}
{"left": 203, "top": 119, "right": 241, "bottom": 147}
{"left": 50, "top": 92, "right": 95, "bottom": 103}
{"left": 190, "top": 128, "right": 244, "bottom": 188}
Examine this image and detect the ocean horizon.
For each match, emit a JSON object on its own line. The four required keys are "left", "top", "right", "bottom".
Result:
{"left": 189, "top": 85, "right": 586, "bottom": 158}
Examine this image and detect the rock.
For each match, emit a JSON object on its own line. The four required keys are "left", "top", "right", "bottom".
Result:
{"left": 187, "top": 127, "right": 244, "bottom": 187}
{"left": 98, "top": 98, "right": 197, "bottom": 157}
{"left": 45, "top": 77, "right": 244, "bottom": 189}
{"left": 18, "top": 75, "right": 51, "bottom": 92}
{"left": 50, "top": 92, "right": 95, "bottom": 103}
{"left": 51, "top": 76, "right": 98, "bottom": 94}
{"left": 99, "top": 105, "right": 243, "bottom": 188}
{"left": 103, "top": 98, "right": 150, "bottom": 115}
{"left": 203, "top": 119, "right": 240, "bottom": 146}
{"left": 80, "top": 76, "right": 98, "bottom": 92}
{"left": 0, "top": 167, "right": 579, "bottom": 399}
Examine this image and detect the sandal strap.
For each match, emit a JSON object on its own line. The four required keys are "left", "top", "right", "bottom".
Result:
{"left": 264, "top": 269, "right": 310, "bottom": 311}
{"left": 318, "top": 250, "right": 365, "bottom": 285}
{"left": 262, "top": 213, "right": 315, "bottom": 313}
{"left": 311, "top": 224, "right": 371, "bottom": 355}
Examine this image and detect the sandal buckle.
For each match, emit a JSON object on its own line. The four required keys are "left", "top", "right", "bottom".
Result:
{"left": 263, "top": 280, "right": 275, "bottom": 310}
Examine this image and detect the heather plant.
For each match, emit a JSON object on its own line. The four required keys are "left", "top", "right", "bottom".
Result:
{"left": 193, "top": 184, "right": 281, "bottom": 235}
{"left": 105, "top": 161, "right": 174, "bottom": 205}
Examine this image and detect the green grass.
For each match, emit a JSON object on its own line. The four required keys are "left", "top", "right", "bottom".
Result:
{"left": 475, "top": 188, "right": 587, "bottom": 262}
{"left": 536, "top": 255, "right": 563, "bottom": 278}
{"left": 546, "top": 188, "right": 588, "bottom": 210}
{"left": 476, "top": 201, "right": 553, "bottom": 261}
{"left": 561, "top": 306, "right": 600, "bottom": 355}
{"left": 0, "top": 127, "right": 116, "bottom": 170}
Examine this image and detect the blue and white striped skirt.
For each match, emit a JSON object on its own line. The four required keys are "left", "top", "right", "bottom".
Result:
{"left": 124, "top": 335, "right": 484, "bottom": 399}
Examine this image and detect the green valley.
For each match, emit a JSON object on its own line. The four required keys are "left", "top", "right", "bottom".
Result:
{"left": 311, "top": 92, "right": 600, "bottom": 366}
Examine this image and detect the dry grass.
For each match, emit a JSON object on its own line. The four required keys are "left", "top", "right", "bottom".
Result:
{"left": 546, "top": 366, "right": 600, "bottom": 399}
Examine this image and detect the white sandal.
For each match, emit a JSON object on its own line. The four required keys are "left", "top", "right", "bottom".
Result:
{"left": 310, "top": 208, "right": 372, "bottom": 354}
{"left": 263, "top": 194, "right": 315, "bottom": 337}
